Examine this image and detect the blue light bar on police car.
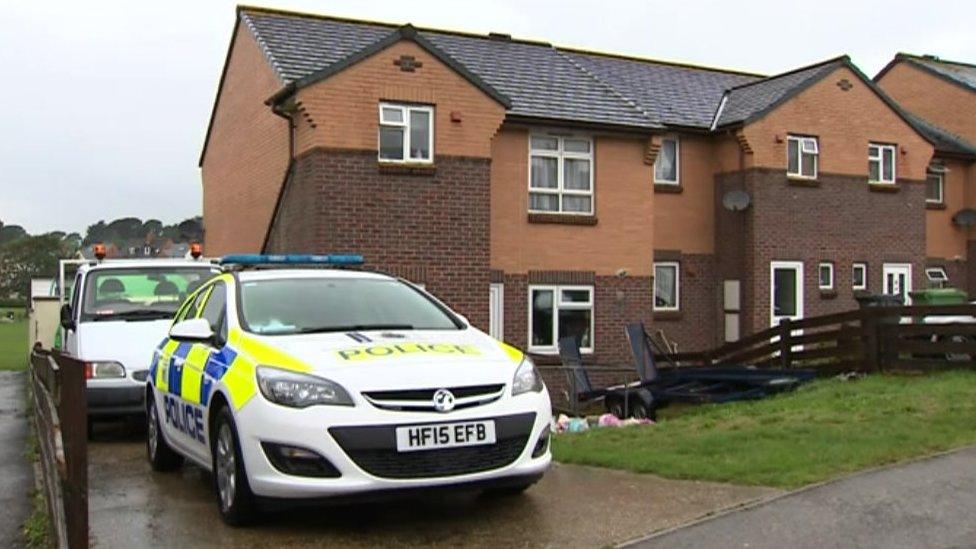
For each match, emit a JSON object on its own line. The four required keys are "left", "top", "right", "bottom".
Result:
{"left": 219, "top": 254, "right": 364, "bottom": 266}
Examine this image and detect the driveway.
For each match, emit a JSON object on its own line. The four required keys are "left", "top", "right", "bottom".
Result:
{"left": 87, "top": 422, "right": 778, "bottom": 547}
{"left": 0, "top": 371, "right": 30, "bottom": 549}
{"left": 629, "top": 446, "right": 976, "bottom": 548}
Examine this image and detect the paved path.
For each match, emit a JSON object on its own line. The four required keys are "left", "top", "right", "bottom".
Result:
{"left": 87, "top": 421, "right": 779, "bottom": 548}
{"left": 0, "top": 371, "right": 31, "bottom": 548}
{"left": 629, "top": 445, "right": 976, "bottom": 549}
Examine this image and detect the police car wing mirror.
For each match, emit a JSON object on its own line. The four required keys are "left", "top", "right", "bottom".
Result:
{"left": 169, "top": 318, "right": 214, "bottom": 342}
{"left": 455, "top": 313, "right": 470, "bottom": 327}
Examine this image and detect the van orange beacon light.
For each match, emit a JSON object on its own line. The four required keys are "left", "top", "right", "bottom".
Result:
{"left": 190, "top": 242, "right": 203, "bottom": 259}
{"left": 93, "top": 243, "right": 107, "bottom": 260}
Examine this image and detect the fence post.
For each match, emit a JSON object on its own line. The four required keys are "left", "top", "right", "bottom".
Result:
{"left": 55, "top": 352, "right": 88, "bottom": 549}
{"left": 779, "top": 318, "right": 792, "bottom": 368}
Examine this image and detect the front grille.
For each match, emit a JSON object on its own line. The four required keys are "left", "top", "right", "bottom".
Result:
{"left": 362, "top": 384, "right": 505, "bottom": 412}
{"left": 329, "top": 412, "right": 535, "bottom": 479}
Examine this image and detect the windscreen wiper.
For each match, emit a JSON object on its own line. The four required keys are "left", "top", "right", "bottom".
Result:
{"left": 295, "top": 324, "right": 415, "bottom": 334}
{"left": 89, "top": 309, "right": 174, "bottom": 322}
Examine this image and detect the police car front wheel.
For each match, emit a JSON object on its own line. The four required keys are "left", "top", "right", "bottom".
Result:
{"left": 146, "top": 393, "right": 183, "bottom": 472}
{"left": 211, "top": 406, "right": 256, "bottom": 526}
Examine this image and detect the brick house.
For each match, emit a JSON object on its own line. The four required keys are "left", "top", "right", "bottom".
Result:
{"left": 200, "top": 6, "right": 975, "bottom": 364}
{"left": 875, "top": 54, "right": 976, "bottom": 295}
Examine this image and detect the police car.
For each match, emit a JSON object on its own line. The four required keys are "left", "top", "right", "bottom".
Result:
{"left": 146, "top": 254, "right": 552, "bottom": 525}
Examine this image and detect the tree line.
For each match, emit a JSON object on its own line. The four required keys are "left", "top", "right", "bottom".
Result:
{"left": 0, "top": 217, "right": 203, "bottom": 300}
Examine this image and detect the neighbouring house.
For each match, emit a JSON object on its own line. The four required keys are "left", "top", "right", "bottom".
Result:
{"left": 875, "top": 53, "right": 976, "bottom": 295}
{"left": 200, "top": 6, "right": 976, "bottom": 364}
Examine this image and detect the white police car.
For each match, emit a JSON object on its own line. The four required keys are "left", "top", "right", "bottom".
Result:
{"left": 146, "top": 255, "right": 552, "bottom": 525}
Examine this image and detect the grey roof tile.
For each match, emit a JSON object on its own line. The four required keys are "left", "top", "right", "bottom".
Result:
{"left": 714, "top": 58, "right": 844, "bottom": 128}
{"left": 903, "top": 112, "right": 976, "bottom": 156}
{"left": 563, "top": 52, "right": 760, "bottom": 128}
{"left": 907, "top": 55, "right": 976, "bottom": 92}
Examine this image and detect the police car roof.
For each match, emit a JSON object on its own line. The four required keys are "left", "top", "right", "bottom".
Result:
{"left": 235, "top": 268, "right": 395, "bottom": 283}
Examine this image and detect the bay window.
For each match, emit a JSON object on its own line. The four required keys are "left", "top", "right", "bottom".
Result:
{"left": 529, "top": 135, "right": 593, "bottom": 214}
{"left": 529, "top": 285, "right": 593, "bottom": 353}
{"left": 379, "top": 103, "right": 433, "bottom": 163}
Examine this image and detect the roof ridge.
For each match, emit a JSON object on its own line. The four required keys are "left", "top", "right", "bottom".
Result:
{"left": 557, "top": 50, "right": 658, "bottom": 125}
{"left": 726, "top": 55, "right": 849, "bottom": 91}
{"left": 239, "top": 11, "right": 287, "bottom": 82}
{"left": 897, "top": 52, "right": 976, "bottom": 70}
{"left": 558, "top": 46, "right": 765, "bottom": 78}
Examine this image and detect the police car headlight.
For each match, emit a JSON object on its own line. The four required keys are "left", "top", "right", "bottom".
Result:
{"left": 511, "top": 357, "right": 544, "bottom": 396}
{"left": 256, "top": 366, "right": 354, "bottom": 408}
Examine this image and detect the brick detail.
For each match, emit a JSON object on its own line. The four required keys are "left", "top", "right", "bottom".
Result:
{"left": 716, "top": 168, "right": 927, "bottom": 337}
{"left": 265, "top": 148, "right": 491, "bottom": 329}
{"left": 527, "top": 271, "right": 596, "bottom": 285}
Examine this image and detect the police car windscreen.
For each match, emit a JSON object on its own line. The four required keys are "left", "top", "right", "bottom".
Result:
{"left": 81, "top": 267, "right": 219, "bottom": 321}
{"left": 240, "top": 278, "right": 462, "bottom": 335}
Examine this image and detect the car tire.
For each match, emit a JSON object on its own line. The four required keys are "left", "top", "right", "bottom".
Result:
{"left": 146, "top": 392, "right": 184, "bottom": 472}
{"left": 211, "top": 406, "right": 256, "bottom": 526}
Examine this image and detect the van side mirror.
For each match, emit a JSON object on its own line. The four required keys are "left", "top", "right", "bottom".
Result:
{"left": 169, "top": 318, "right": 214, "bottom": 342}
{"left": 60, "top": 304, "right": 76, "bottom": 331}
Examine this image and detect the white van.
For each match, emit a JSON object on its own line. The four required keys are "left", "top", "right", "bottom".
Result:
{"left": 58, "top": 258, "right": 220, "bottom": 421}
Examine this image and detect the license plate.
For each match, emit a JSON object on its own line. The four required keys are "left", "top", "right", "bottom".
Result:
{"left": 395, "top": 420, "right": 496, "bottom": 452}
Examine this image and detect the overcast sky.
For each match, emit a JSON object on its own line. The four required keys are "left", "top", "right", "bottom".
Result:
{"left": 2, "top": 0, "right": 974, "bottom": 235}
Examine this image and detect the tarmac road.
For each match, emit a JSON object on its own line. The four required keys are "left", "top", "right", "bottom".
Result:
{"left": 630, "top": 445, "right": 976, "bottom": 549}
{"left": 87, "top": 421, "right": 778, "bottom": 548}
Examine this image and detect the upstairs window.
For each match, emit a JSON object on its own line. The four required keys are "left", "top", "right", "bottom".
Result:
{"left": 926, "top": 170, "right": 944, "bottom": 204}
{"left": 868, "top": 143, "right": 896, "bottom": 184}
{"left": 787, "top": 135, "right": 818, "bottom": 179}
{"left": 654, "top": 137, "right": 680, "bottom": 185}
{"left": 529, "top": 135, "right": 593, "bottom": 215}
{"left": 378, "top": 103, "right": 433, "bottom": 163}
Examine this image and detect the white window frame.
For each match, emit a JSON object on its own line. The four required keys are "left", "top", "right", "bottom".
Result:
{"left": 868, "top": 143, "right": 897, "bottom": 184}
{"left": 818, "top": 262, "right": 834, "bottom": 290}
{"left": 926, "top": 170, "right": 944, "bottom": 204}
{"left": 925, "top": 267, "right": 949, "bottom": 288}
{"left": 852, "top": 263, "right": 867, "bottom": 291}
{"left": 653, "top": 262, "right": 680, "bottom": 311}
{"left": 654, "top": 136, "right": 680, "bottom": 185}
{"left": 528, "top": 134, "right": 594, "bottom": 215}
{"left": 378, "top": 102, "right": 434, "bottom": 163}
{"left": 787, "top": 135, "right": 819, "bottom": 179}
{"left": 527, "top": 285, "right": 594, "bottom": 354}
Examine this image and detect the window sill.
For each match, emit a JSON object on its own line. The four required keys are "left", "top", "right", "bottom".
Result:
{"left": 868, "top": 182, "right": 899, "bottom": 193}
{"left": 378, "top": 162, "right": 436, "bottom": 175}
{"left": 654, "top": 183, "right": 683, "bottom": 194}
{"left": 787, "top": 177, "right": 820, "bottom": 188}
{"left": 527, "top": 213, "right": 598, "bottom": 226}
{"left": 528, "top": 350, "right": 593, "bottom": 365}
{"left": 926, "top": 202, "right": 947, "bottom": 210}
{"left": 819, "top": 289, "right": 837, "bottom": 299}
{"left": 653, "top": 310, "right": 682, "bottom": 321}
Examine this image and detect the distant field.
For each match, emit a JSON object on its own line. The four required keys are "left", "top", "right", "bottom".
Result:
{"left": 0, "top": 308, "right": 28, "bottom": 371}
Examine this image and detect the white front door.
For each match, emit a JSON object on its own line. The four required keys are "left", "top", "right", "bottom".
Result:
{"left": 489, "top": 283, "right": 504, "bottom": 339}
{"left": 770, "top": 261, "right": 804, "bottom": 327}
{"left": 883, "top": 264, "right": 912, "bottom": 304}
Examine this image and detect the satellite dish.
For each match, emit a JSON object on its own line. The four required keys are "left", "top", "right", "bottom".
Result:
{"left": 953, "top": 209, "right": 976, "bottom": 227}
{"left": 722, "top": 190, "right": 751, "bottom": 212}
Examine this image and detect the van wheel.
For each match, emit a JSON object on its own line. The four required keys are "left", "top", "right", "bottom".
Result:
{"left": 212, "top": 406, "right": 256, "bottom": 526}
{"left": 147, "top": 392, "right": 183, "bottom": 471}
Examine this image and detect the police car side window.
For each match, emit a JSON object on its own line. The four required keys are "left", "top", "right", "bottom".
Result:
{"left": 200, "top": 283, "right": 227, "bottom": 346}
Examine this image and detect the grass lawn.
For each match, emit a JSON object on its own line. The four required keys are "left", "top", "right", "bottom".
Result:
{"left": 552, "top": 371, "right": 976, "bottom": 489}
{"left": 0, "top": 308, "right": 28, "bottom": 371}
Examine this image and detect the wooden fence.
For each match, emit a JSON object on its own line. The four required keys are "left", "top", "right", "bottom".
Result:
{"left": 29, "top": 349, "right": 88, "bottom": 549}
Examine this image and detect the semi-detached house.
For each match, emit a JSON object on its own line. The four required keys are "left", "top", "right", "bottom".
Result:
{"left": 201, "top": 6, "right": 976, "bottom": 365}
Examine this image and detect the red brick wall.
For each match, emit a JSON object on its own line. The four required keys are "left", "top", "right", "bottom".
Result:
{"left": 265, "top": 148, "right": 491, "bottom": 329}
{"left": 877, "top": 61, "right": 976, "bottom": 146}
{"left": 648, "top": 253, "right": 719, "bottom": 352}
{"left": 201, "top": 23, "right": 289, "bottom": 255}
{"left": 717, "top": 168, "right": 927, "bottom": 336}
